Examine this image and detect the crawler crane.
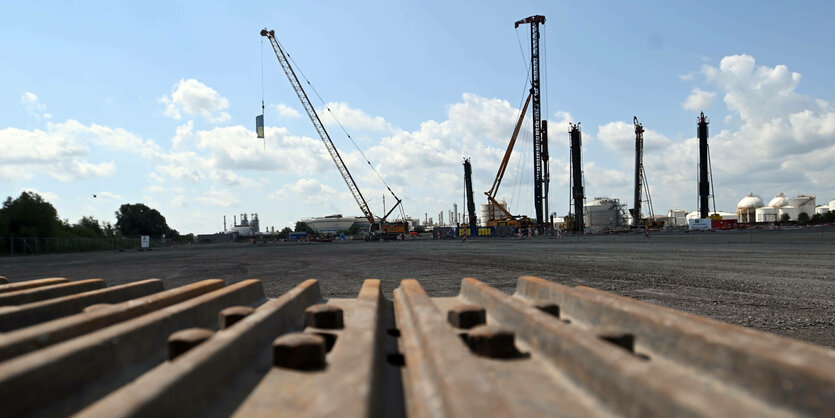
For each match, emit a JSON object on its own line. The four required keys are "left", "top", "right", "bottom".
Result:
{"left": 261, "top": 29, "right": 408, "bottom": 238}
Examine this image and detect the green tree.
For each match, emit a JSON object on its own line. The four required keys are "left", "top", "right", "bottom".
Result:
{"left": 277, "top": 227, "right": 292, "bottom": 239}
{"left": 780, "top": 213, "right": 791, "bottom": 223}
{"left": 413, "top": 225, "right": 426, "bottom": 233}
{"left": 294, "top": 221, "right": 315, "bottom": 235}
{"left": 797, "top": 212, "right": 810, "bottom": 224}
{"left": 115, "top": 203, "right": 178, "bottom": 238}
{"left": 0, "top": 192, "right": 60, "bottom": 237}
{"left": 810, "top": 213, "right": 823, "bottom": 224}
{"left": 71, "top": 216, "right": 105, "bottom": 238}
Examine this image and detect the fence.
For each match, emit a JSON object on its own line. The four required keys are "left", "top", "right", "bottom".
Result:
{"left": 0, "top": 236, "right": 138, "bottom": 256}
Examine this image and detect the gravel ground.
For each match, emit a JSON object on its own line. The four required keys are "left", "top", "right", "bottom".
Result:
{"left": 2, "top": 227, "right": 833, "bottom": 348}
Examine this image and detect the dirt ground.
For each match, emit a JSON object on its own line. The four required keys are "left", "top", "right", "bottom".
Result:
{"left": 2, "top": 227, "right": 833, "bottom": 348}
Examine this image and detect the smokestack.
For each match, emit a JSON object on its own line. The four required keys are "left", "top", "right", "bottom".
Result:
{"left": 698, "top": 112, "right": 710, "bottom": 219}
{"left": 453, "top": 203, "right": 458, "bottom": 225}
{"left": 223, "top": 216, "right": 226, "bottom": 232}
{"left": 570, "top": 123, "right": 584, "bottom": 233}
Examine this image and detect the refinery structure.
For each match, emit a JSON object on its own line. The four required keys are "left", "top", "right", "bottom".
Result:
{"left": 205, "top": 17, "right": 832, "bottom": 240}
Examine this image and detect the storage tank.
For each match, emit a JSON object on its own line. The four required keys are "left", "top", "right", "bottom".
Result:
{"left": 830, "top": 199, "right": 835, "bottom": 211}
{"left": 736, "top": 193, "right": 764, "bottom": 223}
{"left": 756, "top": 207, "right": 779, "bottom": 222}
{"left": 583, "top": 197, "right": 627, "bottom": 229}
{"left": 779, "top": 207, "right": 800, "bottom": 221}
{"left": 815, "top": 206, "right": 830, "bottom": 216}
{"left": 667, "top": 209, "right": 687, "bottom": 227}
{"left": 768, "top": 193, "right": 788, "bottom": 208}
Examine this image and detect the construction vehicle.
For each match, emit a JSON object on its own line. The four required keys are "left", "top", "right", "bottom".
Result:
{"left": 483, "top": 92, "right": 534, "bottom": 230}
{"left": 261, "top": 29, "right": 408, "bottom": 239}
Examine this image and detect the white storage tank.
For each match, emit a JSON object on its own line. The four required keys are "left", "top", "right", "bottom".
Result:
{"left": 815, "top": 206, "right": 830, "bottom": 216}
{"left": 788, "top": 195, "right": 816, "bottom": 215}
{"left": 584, "top": 197, "right": 627, "bottom": 229}
{"left": 779, "top": 207, "right": 800, "bottom": 221}
{"left": 736, "top": 193, "right": 764, "bottom": 223}
{"left": 667, "top": 209, "right": 687, "bottom": 227}
{"left": 830, "top": 199, "right": 835, "bottom": 211}
{"left": 768, "top": 193, "right": 789, "bottom": 208}
{"left": 756, "top": 207, "right": 779, "bottom": 222}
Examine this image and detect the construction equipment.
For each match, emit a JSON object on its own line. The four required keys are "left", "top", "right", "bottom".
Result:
{"left": 483, "top": 93, "right": 534, "bottom": 229}
{"left": 569, "top": 122, "right": 584, "bottom": 233}
{"left": 629, "top": 117, "right": 660, "bottom": 228}
{"left": 515, "top": 15, "right": 549, "bottom": 232}
{"left": 697, "top": 111, "right": 712, "bottom": 219}
{"left": 260, "top": 29, "right": 407, "bottom": 238}
{"left": 463, "top": 158, "right": 477, "bottom": 231}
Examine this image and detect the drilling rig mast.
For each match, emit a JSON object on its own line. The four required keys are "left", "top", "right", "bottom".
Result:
{"left": 463, "top": 158, "right": 477, "bottom": 231}
{"left": 569, "top": 123, "right": 584, "bottom": 233}
{"left": 260, "top": 28, "right": 407, "bottom": 237}
{"left": 630, "top": 116, "right": 656, "bottom": 227}
{"left": 515, "top": 15, "right": 548, "bottom": 232}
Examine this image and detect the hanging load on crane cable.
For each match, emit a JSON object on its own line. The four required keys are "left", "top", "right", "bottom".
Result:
{"left": 259, "top": 28, "right": 408, "bottom": 239}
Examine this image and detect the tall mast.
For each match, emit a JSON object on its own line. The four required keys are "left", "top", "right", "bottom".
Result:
{"left": 698, "top": 112, "right": 710, "bottom": 219}
{"left": 515, "top": 15, "right": 547, "bottom": 230}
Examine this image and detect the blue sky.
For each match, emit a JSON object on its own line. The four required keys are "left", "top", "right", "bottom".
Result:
{"left": 2, "top": 1, "right": 834, "bottom": 233}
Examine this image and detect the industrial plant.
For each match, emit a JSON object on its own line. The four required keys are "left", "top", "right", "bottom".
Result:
{"left": 235, "top": 17, "right": 834, "bottom": 241}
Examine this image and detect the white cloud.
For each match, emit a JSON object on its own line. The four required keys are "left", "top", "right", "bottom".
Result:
{"left": 196, "top": 187, "right": 240, "bottom": 207}
{"left": 95, "top": 191, "right": 123, "bottom": 201}
{"left": 143, "top": 185, "right": 165, "bottom": 193}
{"left": 20, "top": 92, "right": 50, "bottom": 119}
{"left": 681, "top": 87, "right": 717, "bottom": 111}
{"left": 269, "top": 178, "right": 349, "bottom": 212}
{"left": 0, "top": 125, "right": 114, "bottom": 181}
{"left": 320, "top": 102, "right": 393, "bottom": 132}
{"left": 20, "top": 188, "right": 60, "bottom": 202}
{"left": 597, "top": 121, "right": 672, "bottom": 156}
{"left": 159, "top": 79, "right": 231, "bottom": 123}
{"left": 274, "top": 103, "right": 301, "bottom": 119}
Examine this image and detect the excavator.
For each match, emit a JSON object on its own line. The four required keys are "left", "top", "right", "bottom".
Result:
{"left": 483, "top": 92, "right": 534, "bottom": 230}
{"left": 261, "top": 29, "right": 408, "bottom": 239}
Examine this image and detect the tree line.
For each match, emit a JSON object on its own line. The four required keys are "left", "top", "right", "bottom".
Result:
{"left": 0, "top": 191, "right": 181, "bottom": 239}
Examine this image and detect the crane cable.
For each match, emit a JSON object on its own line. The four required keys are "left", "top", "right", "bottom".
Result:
{"left": 260, "top": 35, "right": 266, "bottom": 151}
{"left": 510, "top": 27, "right": 534, "bottom": 217}
{"left": 275, "top": 37, "right": 402, "bottom": 205}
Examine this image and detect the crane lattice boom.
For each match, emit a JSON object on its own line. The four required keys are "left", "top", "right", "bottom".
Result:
{"left": 261, "top": 29, "right": 376, "bottom": 225}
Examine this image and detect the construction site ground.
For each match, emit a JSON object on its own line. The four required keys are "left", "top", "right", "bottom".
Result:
{"left": 2, "top": 226, "right": 833, "bottom": 348}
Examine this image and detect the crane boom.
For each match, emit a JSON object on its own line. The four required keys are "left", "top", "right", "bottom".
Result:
{"left": 485, "top": 92, "right": 532, "bottom": 221}
{"left": 261, "top": 29, "right": 376, "bottom": 225}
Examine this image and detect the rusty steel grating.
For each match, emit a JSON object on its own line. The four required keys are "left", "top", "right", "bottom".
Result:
{"left": 0, "top": 275, "right": 832, "bottom": 417}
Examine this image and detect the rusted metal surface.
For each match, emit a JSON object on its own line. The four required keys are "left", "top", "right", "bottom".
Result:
{"left": 0, "top": 279, "right": 106, "bottom": 306}
{"left": 0, "top": 279, "right": 223, "bottom": 362}
{"left": 0, "top": 279, "right": 265, "bottom": 416}
{"left": 0, "top": 277, "right": 68, "bottom": 294}
{"left": 0, "top": 275, "right": 832, "bottom": 417}
{"left": 0, "top": 279, "right": 164, "bottom": 332}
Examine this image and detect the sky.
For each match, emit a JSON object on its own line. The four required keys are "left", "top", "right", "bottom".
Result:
{"left": 1, "top": 1, "right": 834, "bottom": 233}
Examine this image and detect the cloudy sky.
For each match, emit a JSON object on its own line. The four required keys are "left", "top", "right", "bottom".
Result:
{"left": 2, "top": 1, "right": 834, "bottom": 233}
